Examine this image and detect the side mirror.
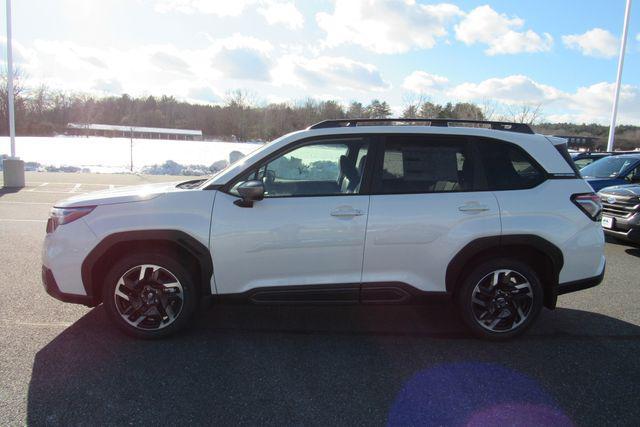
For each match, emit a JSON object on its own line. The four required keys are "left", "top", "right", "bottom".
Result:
{"left": 234, "top": 180, "right": 264, "bottom": 208}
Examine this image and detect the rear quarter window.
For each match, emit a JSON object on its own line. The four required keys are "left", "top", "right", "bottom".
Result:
{"left": 476, "top": 139, "right": 545, "bottom": 190}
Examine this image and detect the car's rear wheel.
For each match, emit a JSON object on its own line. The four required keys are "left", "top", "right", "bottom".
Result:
{"left": 457, "top": 258, "right": 543, "bottom": 340}
{"left": 102, "top": 253, "right": 198, "bottom": 338}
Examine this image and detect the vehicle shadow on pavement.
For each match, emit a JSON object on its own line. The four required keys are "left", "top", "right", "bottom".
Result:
{"left": 27, "top": 304, "right": 640, "bottom": 426}
{"left": 625, "top": 248, "right": 640, "bottom": 258}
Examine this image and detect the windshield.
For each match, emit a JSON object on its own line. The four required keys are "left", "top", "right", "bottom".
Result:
{"left": 580, "top": 156, "right": 638, "bottom": 178}
{"left": 197, "top": 142, "right": 273, "bottom": 188}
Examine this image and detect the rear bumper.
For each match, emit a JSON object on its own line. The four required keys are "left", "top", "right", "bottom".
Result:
{"left": 557, "top": 263, "right": 605, "bottom": 296}
{"left": 42, "top": 266, "right": 97, "bottom": 306}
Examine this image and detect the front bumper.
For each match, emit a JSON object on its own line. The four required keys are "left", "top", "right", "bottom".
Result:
{"left": 602, "top": 212, "right": 640, "bottom": 243}
{"left": 42, "top": 266, "right": 97, "bottom": 306}
{"left": 603, "top": 227, "right": 640, "bottom": 243}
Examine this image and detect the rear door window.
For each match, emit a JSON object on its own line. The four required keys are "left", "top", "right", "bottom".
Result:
{"left": 372, "top": 135, "right": 474, "bottom": 194}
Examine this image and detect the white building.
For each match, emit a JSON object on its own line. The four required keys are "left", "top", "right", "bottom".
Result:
{"left": 66, "top": 123, "right": 203, "bottom": 141}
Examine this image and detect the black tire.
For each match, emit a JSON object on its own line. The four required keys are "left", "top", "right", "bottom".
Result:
{"left": 456, "top": 258, "right": 543, "bottom": 341}
{"left": 102, "top": 252, "right": 199, "bottom": 339}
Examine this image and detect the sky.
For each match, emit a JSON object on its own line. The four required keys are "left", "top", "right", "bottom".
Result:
{"left": 1, "top": 0, "right": 639, "bottom": 124}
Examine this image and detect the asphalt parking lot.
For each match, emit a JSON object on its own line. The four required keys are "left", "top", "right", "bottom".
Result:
{"left": 1, "top": 172, "right": 639, "bottom": 426}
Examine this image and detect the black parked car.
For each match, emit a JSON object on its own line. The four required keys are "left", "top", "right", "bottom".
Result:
{"left": 598, "top": 184, "right": 640, "bottom": 244}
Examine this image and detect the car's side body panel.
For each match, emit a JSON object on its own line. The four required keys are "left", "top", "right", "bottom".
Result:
{"left": 44, "top": 189, "right": 217, "bottom": 297}
{"left": 210, "top": 191, "right": 370, "bottom": 294}
{"left": 362, "top": 192, "right": 501, "bottom": 292}
{"left": 495, "top": 179, "right": 606, "bottom": 283}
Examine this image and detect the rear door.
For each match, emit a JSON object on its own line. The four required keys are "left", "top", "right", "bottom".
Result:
{"left": 361, "top": 134, "right": 501, "bottom": 294}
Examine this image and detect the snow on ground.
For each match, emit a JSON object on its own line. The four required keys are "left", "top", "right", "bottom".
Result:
{"left": 0, "top": 136, "right": 263, "bottom": 173}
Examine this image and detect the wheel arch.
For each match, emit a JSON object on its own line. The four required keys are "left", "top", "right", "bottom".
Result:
{"left": 81, "top": 230, "right": 213, "bottom": 305}
{"left": 445, "top": 235, "right": 563, "bottom": 309}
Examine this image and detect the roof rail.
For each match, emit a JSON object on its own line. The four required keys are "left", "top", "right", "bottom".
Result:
{"left": 307, "top": 118, "right": 534, "bottom": 134}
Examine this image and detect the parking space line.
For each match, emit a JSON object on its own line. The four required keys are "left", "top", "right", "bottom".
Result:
{"left": 27, "top": 182, "right": 49, "bottom": 192}
{"left": 69, "top": 183, "right": 82, "bottom": 193}
{"left": 28, "top": 180, "right": 116, "bottom": 185}
{"left": 0, "top": 201, "right": 52, "bottom": 205}
{"left": 10, "top": 190, "right": 86, "bottom": 194}
{"left": 0, "top": 219, "right": 47, "bottom": 222}
{"left": 0, "top": 320, "right": 72, "bottom": 328}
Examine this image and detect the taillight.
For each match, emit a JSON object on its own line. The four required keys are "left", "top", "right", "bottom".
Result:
{"left": 571, "top": 193, "right": 602, "bottom": 221}
{"left": 47, "top": 206, "right": 95, "bottom": 233}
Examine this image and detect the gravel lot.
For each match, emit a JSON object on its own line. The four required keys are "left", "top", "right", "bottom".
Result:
{"left": 1, "top": 172, "right": 639, "bottom": 426}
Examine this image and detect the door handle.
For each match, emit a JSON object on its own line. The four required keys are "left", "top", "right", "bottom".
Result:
{"left": 458, "top": 203, "right": 490, "bottom": 213}
{"left": 330, "top": 207, "right": 364, "bottom": 217}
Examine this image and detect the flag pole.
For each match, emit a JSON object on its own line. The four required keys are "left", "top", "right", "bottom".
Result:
{"left": 606, "top": 0, "right": 632, "bottom": 152}
{"left": 6, "top": 0, "right": 15, "bottom": 157}
{"left": 2, "top": 0, "right": 24, "bottom": 188}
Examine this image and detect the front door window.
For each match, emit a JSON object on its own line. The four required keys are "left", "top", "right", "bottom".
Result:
{"left": 232, "top": 138, "right": 368, "bottom": 197}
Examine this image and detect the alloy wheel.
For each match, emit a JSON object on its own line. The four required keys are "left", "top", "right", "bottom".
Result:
{"left": 113, "top": 264, "right": 184, "bottom": 331}
{"left": 471, "top": 269, "right": 534, "bottom": 333}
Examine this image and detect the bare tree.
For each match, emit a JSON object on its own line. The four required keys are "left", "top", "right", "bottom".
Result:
{"left": 0, "top": 67, "right": 25, "bottom": 135}
{"left": 401, "top": 93, "right": 428, "bottom": 118}
{"left": 507, "top": 103, "right": 544, "bottom": 124}
{"left": 479, "top": 99, "right": 498, "bottom": 121}
{"left": 224, "top": 89, "right": 258, "bottom": 108}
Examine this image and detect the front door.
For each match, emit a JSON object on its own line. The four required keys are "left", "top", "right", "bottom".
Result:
{"left": 210, "top": 137, "right": 371, "bottom": 297}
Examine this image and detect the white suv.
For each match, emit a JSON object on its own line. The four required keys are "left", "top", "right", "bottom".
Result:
{"left": 42, "top": 119, "right": 606, "bottom": 340}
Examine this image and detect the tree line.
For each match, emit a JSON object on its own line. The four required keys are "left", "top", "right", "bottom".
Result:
{"left": 1, "top": 73, "right": 638, "bottom": 149}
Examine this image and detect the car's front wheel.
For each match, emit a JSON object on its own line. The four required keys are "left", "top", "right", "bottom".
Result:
{"left": 102, "top": 253, "right": 199, "bottom": 338}
{"left": 457, "top": 258, "right": 543, "bottom": 340}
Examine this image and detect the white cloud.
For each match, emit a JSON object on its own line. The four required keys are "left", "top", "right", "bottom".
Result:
{"left": 0, "top": 37, "right": 39, "bottom": 73}
{"left": 258, "top": 1, "right": 304, "bottom": 30}
{"left": 27, "top": 37, "right": 274, "bottom": 98}
{"left": 563, "top": 82, "right": 639, "bottom": 124}
{"left": 213, "top": 48, "right": 272, "bottom": 81}
{"left": 449, "top": 75, "right": 562, "bottom": 105}
{"left": 562, "top": 28, "right": 618, "bottom": 58}
{"left": 402, "top": 71, "right": 449, "bottom": 93}
{"left": 316, "top": 0, "right": 462, "bottom": 54}
{"left": 150, "top": 51, "right": 192, "bottom": 74}
{"left": 455, "top": 5, "right": 552, "bottom": 55}
{"left": 210, "top": 34, "right": 273, "bottom": 81}
{"left": 155, "top": 0, "right": 304, "bottom": 29}
{"left": 154, "top": 0, "right": 253, "bottom": 16}
{"left": 273, "top": 56, "right": 389, "bottom": 91}
{"left": 448, "top": 75, "right": 639, "bottom": 124}
{"left": 93, "top": 78, "right": 123, "bottom": 94}
{"left": 207, "top": 33, "right": 273, "bottom": 54}
{"left": 400, "top": 69, "right": 640, "bottom": 124}
{"left": 186, "top": 86, "right": 222, "bottom": 104}
{"left": 25, "top": 35, "right": 391, "bottom": 100}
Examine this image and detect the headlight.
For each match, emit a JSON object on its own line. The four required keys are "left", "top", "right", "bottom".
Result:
{"left": 46, "top": 206, "right": 95, "bottom": 233}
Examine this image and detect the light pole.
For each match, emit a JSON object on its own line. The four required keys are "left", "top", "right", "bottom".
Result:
{"left": 2, "top": 0, "right": 24, "bottom": 187}
{"left": 606, "top": 0, "right": 632, "bottom": 152}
